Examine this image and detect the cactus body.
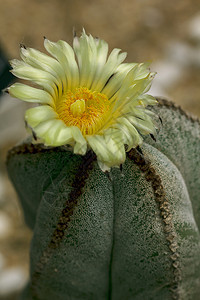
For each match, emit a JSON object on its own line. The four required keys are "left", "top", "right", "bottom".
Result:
{"left": 7, "top": 100, "right": 200, "bottom": 300}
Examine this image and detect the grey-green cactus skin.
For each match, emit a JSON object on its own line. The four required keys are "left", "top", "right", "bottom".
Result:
{"left": 6, "top": 100, "right": 200, "bottom": 300}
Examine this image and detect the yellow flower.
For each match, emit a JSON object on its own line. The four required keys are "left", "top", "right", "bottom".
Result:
{"left": 8, "top": 30, "right": 157, "bottom": 171}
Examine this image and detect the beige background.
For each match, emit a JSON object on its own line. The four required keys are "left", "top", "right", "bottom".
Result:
{"left": 0, "top": 0, "right": 200, "bottom": 299}
{"left": 1, "top": 0, "right": 200, "bottom": 115}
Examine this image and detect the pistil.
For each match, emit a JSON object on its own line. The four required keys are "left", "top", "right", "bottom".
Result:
{"left": 70, "top": 99, "right": 86, "bottom": 117}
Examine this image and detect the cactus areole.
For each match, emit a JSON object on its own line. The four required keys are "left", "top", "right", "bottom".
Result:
{"left": 7, "top": 31, "right": 200, "bottom": 299}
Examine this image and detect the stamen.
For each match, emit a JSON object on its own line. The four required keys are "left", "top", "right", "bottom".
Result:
{"left": 56, "top": 87, "right": 111, "bottom": 136}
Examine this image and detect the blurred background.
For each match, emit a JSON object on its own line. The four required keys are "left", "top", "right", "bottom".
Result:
{"left": 0, "top": 0, "right": 200, "bottom": 298}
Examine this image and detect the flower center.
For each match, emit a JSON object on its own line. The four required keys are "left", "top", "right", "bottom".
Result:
{"left": 56, "top": 87, "right": 111, "bottom": 136}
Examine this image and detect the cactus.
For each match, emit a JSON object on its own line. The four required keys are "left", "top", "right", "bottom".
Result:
{"left": 6, "top": 99, "right": 200, "bottom": 300}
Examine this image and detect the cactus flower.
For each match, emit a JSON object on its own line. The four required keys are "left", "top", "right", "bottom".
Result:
{"left": 8, "top": 30, "right": 157, "bottom": 171}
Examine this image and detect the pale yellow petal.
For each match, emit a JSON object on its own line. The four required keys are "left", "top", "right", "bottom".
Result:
{"left": 138, "top": 94, "right": 158, "bottom": 106}
{"left": 114, "top": 118, "right": 143, "bottom": 150}
{"left": 44, "top": 38, "right": 79, "bottom": 92}
{"left": 91, "top": 48, "right": 127, "bottom": 92}
{"left": 25, "top": 105, "right": 58, "bottom": 128}
{"left": 73, "top": 31, "right": 109, "bottom": 90}
{"left": 87, "top": 135, "right": 126, "bottom": 170}
{"left": 127, "top": 115, "right": 156, "bottom": 135}
{"left": 20, "top": 46, "right": 66, "bottom": 95}
{"left": 9, "top": 83, "right": 54, "bottom": 106}
{"left": 11, "top": 63, "right": 58, "bottom": 99}
{"left": 102, "top": 63, "right": 136, "bottom": 99}
{"left": 34, "top": 119, "right": 73, "bottom": 146}
{"left": 71, "top": 126, "right": 87, "bottom": 155}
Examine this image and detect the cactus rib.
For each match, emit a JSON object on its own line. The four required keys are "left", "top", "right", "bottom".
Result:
{"left": 128, "top": 147, "right": 181, "bottom": 300}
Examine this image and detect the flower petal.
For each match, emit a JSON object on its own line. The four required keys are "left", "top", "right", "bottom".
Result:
{"left": 34, "top": 119, "right": 73, "bottom": 146}
{"left": 87, "top": 134, "right": 126, "bottom": 170}
{"left": 73, "top": 31, "right": 109, "bottom": 90}
{"left": 20, "top": 46, "right": 66, "bottom": 95}
{"left": 112, "top": 118, "right": 143, "bottom": 150}
{"left": 111, "top": 70, "right": 155, "bottom": 113}
{"left": 25, "top": 105, "right": 58, "bottom": 128}
{"left": 91, "top": 47, "right": 127, "bottom": 92}
{"left": 9, "top": 83, "right": 54, "bottom": 106}
{"left": 44, "top": 38, "right": 79, "bottom": 91}
{"left": 127, "top": 115, "right": 156, "bottom": 135}
{"left": 9, "top": 59, "right": 25, "bottom": 68}
{"left": 71, "top": 126, "right": 87, "bottom": 155}
{"left": 73, "top": 32, "right": 95, "bottom": 88}
{"left": 132, "top": 62, "right": 152, "bottom": 80}
{"left": 10, "top": 62, "right": 58, "bottom": 98}
{"left": 91, "top": 38, "right": 109, "bottom": 78}
{"left": 129, "top": 107, "right": 157, "bottom": 124}
{"left": 102, "top": 63, "right": 136, "bottom": 99}
{"left": 138, "top": 94, "right": 158, "bottom": 106}
{"left": 116, "top": 65, "right": 153, "bottom": 100}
